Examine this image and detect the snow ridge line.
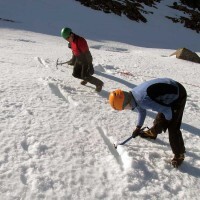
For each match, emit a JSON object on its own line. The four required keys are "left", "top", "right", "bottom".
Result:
{"left": 97, "top": 126, "right": 124, "bottom": 170}
{"left": 97, "top": 127, "right": 135, "bottom": 171}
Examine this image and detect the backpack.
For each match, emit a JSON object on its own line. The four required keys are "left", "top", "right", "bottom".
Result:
{"left": 147, "top": 83, "right": 178, "bottom": 107}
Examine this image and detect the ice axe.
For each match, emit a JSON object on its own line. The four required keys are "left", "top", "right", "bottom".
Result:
{"left": 113, "top": 133, "right": 138, "bottom": 149}
{"left": 114, "top": 127, "right": 148, "bottom": 149}
{"left": 56, "top": 58, "right": 69, "bottom": 68}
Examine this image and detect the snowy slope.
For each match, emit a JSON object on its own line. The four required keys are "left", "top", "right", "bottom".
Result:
{"left": 0, "top": 0, "right": 200, "bottom": 199}
{"left": 0, "top": 0, "right": 199, "bottom": 50}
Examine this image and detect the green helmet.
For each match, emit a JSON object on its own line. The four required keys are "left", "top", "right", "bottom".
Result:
{"left": 61, "top": 27, "right": 72, "bottom": 39}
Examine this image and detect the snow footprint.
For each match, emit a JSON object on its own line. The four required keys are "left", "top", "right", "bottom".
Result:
{"left": 35, "top": 57, "right": 49, "bottom": 68}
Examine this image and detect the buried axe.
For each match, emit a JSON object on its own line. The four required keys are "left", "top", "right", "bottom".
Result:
{"left": 114, "top": 127, "right": 149, "bottom": 149}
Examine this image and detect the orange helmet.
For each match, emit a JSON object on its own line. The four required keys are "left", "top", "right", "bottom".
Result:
{"left": 109, "top": 89, "right": 125, "bottom": 111}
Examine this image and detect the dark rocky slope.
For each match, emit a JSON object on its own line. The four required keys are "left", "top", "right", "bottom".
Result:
{"left": 75, "top": 0, "right": 200, "bottom": 33}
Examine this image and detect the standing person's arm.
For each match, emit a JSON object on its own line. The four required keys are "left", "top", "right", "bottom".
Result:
{"left": 67, "top": 54, "right": 76, "bottom": 65}
{"left": 66, "top": 42, "right": 76, "bottom": 65}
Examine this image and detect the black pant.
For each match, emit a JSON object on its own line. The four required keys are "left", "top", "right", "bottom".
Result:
{"left": 72, "top": 62, "right": 94, "bottom": 79}
{"left": 72, "top": 63, "right": 103, "bottom": 87}
{"left": 153, "top": 82, "right": 187, "bottom": 155}
{"left": 168, "top": 82, "right": 187, "bottom": 155}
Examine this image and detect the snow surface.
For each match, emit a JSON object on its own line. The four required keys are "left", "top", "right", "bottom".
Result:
{"left": 0, "top": 0, "right": 200, "bottom": 199}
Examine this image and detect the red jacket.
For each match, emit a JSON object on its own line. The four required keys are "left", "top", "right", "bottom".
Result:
{"left": 70, "top": 34, "right": 89, "bottom": 57}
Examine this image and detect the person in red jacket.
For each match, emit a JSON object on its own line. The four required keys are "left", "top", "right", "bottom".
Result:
{"left": 61, "top": 27, "right": 104, "bottom": 92}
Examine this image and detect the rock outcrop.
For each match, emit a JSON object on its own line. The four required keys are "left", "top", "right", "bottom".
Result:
{"left": 170, "top": 48, "right": 200, "bottom": 63}
{"left": 75, "top": 0, "right": 200, "bottom": 33}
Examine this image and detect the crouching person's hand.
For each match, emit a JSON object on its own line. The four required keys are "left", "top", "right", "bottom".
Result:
{"left": 132, "top": 126, "right": 141, "bottom": 138}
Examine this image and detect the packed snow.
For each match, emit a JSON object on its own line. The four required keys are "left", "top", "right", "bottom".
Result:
{"left": 0, "top": 0, "right": 200, "bottom": 199}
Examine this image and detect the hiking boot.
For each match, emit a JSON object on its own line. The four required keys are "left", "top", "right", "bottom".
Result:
{"left": 86, "top": 76, "right": 104, "bottom": 92}
{"left": 171, "top": 154, "right": 185, "bottom": 168}
{"left": 95, "top": 83, "right": 103, "bottom": 92}
{"left": 80, "top": 80, "right": 88, "bottom": 85}
{"left": 140, "top": 127, "right": 157, "bottom": 139}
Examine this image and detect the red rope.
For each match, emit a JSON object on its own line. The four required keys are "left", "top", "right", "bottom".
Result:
{"left": 119, "top": 71, "right": 200, "bottom": 88}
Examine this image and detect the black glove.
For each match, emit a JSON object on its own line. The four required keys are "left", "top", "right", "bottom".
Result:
{"left": 171, "top": 154, "right": 184, "bottom": 168}
{"left": 132, "top": 126, "right": 141, "bottom": 138}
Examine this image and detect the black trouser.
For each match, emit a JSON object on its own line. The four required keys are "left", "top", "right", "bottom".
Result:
{"left": 72, "top": 62, "right": 89, "bottom": 79}
{"left": 168, "top": 82, "right": 187, "bottom": 155}
{"left": 72, "top": 63, "right": 103, "bottom": 87}
{"left": 153, "top": 82, "right": 187, "bottom": 155}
